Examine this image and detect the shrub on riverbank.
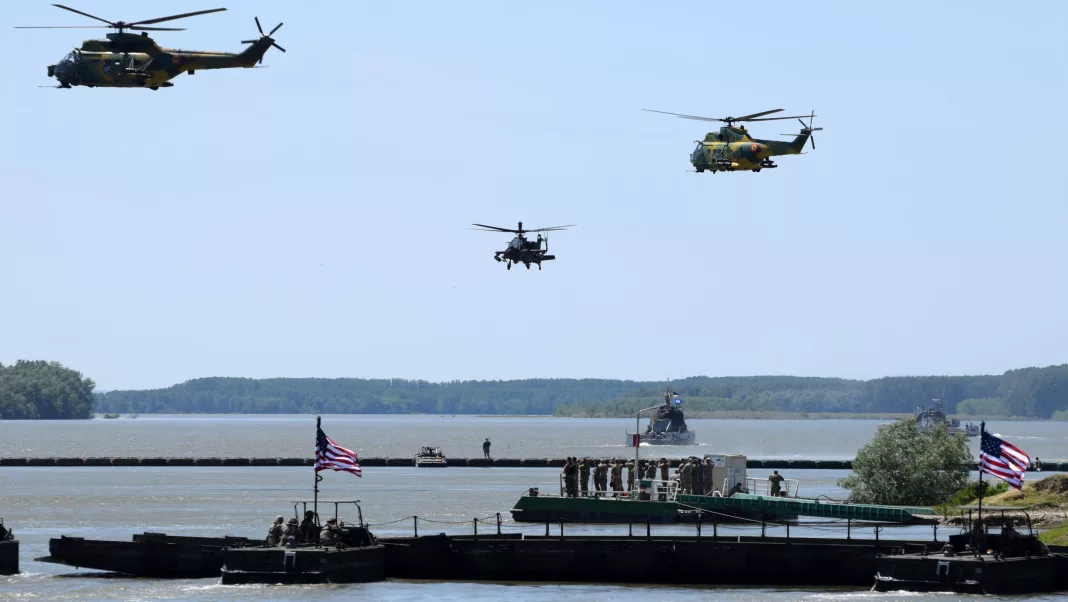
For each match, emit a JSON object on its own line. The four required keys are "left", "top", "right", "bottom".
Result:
{"left": 838, "top": 418, "right": 971, "bottom": 506}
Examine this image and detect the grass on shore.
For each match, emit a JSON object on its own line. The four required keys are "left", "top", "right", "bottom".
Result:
{"left": 1040, "top": 521, "right": 1068, "bottom": 546}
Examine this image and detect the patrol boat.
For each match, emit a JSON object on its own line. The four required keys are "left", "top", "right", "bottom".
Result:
{"left": 415, "top": 446, "right": 448, "bottom": 467}
{"left": 625, "top": 390, "right": 696, "bottom": 446}
{"left": 873, "top": 524, "right": 1063, "bottom": 594}
{"left": 0, "top": 519, "right": 17, "bottom": 575}
{"left": 220, "top": 500, "right": 385, "bottom": 584}
{"left": 914, "top": 397, "right": 979, "bottom": 437}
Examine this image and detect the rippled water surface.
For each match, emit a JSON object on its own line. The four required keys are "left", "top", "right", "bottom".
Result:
{"left": 1, "top": 414, "right": 1065, "bottom": 461}
{"left": 0, "top": 415, "right": 1065, "bottom": 600}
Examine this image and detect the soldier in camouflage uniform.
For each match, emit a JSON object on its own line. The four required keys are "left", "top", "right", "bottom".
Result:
{"left": 579, "top": 458, "right": 590, "bottom": 497}
{"left": 266, "top": 516, "right": 284, "bottom": 546}
{"left": 609, "top": 459, "right": 623, "bottom": 493}
{"left": 625, "top": 459, "right": 635, "bottom": 492}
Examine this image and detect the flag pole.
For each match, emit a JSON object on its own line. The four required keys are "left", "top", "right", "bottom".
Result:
{"left": 977, "top": 421, "right": 984, "bottom": 525}
{"left": 314, "top": 415, "right": 322, "bottom": 533}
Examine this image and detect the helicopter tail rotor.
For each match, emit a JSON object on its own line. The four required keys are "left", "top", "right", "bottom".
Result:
{"left": 241, "top": 17, "right": 285, "bottom": 64}
{"left": 797, "top": 111, "right": 822, "bottom": 150}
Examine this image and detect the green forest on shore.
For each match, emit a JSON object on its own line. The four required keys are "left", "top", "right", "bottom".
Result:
{"left": 85, "top": 364, "right": 1068, "bottom": 419}
{"left": 5, "top": 360, "right": 1067, "bottom": 420}
{"left": 0, "top": 361, "right": 96, "bottom": 419}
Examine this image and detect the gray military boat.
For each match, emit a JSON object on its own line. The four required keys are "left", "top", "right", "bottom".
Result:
{"left": 625, "top": 390, "right": 696, "bottom": 446}
{"left": 914, "top": 397, "right": 979, "bottom": 437}
{"left": 219, "top": 500, "right": 385, "bottom": 585}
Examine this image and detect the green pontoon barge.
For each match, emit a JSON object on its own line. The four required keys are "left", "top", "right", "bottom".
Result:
{"left": 511, "top": 453, "right": 935, "bottom": 526}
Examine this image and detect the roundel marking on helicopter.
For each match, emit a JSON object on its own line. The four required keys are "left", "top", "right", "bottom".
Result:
{"left": 171, "top": 54, "right": 182, "bottom": 64}
{"left": 750, "top": 143, "right": 759, "bottom": 153}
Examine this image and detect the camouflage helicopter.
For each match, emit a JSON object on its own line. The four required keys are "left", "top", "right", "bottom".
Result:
{"left": 16, "top": 4, "right": 285, "bottom": 90}
{"left": 471, "top": 222, "right": 574, "bottom": 271}
{"left": 643, "top": 109, "right": 822, "bottom": 173}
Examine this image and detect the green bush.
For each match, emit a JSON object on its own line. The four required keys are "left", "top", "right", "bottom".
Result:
{"left": 838, "top": 418, "right": 972, "bottom": 506}
{"left": 1052, "top": 410, "right": 1068, "bottom": 422}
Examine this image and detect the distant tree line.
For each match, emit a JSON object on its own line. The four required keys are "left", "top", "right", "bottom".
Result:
{"left": 93, "top": 365, "right": 1068, "bottom": 418}
{"left": 0, "top": 360, "right": 95, "bottom": 419}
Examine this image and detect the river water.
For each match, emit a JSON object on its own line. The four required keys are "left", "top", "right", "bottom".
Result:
{"left": 1, "top": 416, "right": 1065, "bottom": 601}
{"left": 1, "top": 414, "right": 1065, "bottom": 461}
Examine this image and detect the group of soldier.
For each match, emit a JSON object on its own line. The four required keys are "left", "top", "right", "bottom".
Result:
{"left": 560, "top": 456, "right": 787, "bottom": 499}
{"left": 561, "top": 456, "right": 717, "bottom": 498}
{"left": 265, "top": 511, "right": 344, "bottom": 548}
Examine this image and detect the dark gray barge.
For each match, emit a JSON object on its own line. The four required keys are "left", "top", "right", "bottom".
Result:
{"left": 380, "top": 533, "right": 951, "bottom": 587}
{"left": 36, "top": 533, "right": 259, "bottom": 578}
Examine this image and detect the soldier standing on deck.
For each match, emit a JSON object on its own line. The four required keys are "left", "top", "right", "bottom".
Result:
{"left": 768, "top": 470, "right": 785, "bottom": 497}
{"left": 483, "top": 438, "right": 491, "bottom": 459}
{"left": 563, "top": 457, "right": 578, "bottom": 498}
{"left": 626, "top": 459, "right": 635, "bottom": 492}
{"left": 595, "top": 459, "right": 608, "bottom": 495}
{"left": 659, "top": 458, "right": 669, "bottom": 481}
{"left": 679, "top": 459, "right": 691, "bottom": 494}
{"left": 610, "top": 459, "right": 623, "bottom": 493}
{"left": 703, "top": 458, "right": 715, "bottom": 495}
{"left": 579, "top": 458, "right": 590, "bottom": 496}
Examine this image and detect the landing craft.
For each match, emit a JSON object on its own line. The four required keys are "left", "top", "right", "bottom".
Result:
{"left": 16, "top": 5, "right": 285, "bottom": 90}
{"left": 644, "top": 108, "right": 821, "bottom": 173}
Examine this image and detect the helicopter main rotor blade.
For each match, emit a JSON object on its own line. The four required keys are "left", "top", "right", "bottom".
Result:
{"left": 129, "top": 26, "right": 185, "bottom": 31}
{"left": 733, "top": 109, "right": 783, "bottom": 121}
{"left": 129, "top": 8, "right": 226, "bottom": 27}
{"left": 743, "top": 114, "right": 813, "bottom": 122}
{"left": 471, "top": 223, "right": 519, "bottom": 233}
{"left": 269, "top": 22, "right": 283, "bottom": 35}
{"left": 15, "top": 25, "right": 113, "bottom": 28}
{"left": 642, "top": 109, "right": 723, "bottom": 122}
{"left": 51, "top": 4, "right": 114, "bottom": 26}
{"left": 255, "top": 16, "right": 264, "bottom": 35}
{"left": 271, "top": 42, "right": 286, "bottom": 52}
{"left": 527, "top": 225, "right": 575, "bottom": 232}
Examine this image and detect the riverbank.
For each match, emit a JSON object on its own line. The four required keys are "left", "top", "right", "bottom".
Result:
{"left": 941, "top": 475, "right": 1068, "bottom": 528}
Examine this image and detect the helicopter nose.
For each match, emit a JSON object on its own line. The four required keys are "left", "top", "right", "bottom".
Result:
{"left": 48, "top": 65, "right": 56, "bottom": 78}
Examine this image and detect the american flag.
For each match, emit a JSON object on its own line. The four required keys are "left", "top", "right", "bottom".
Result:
{"left": 315, "top": 425, "right": 362, "bottom": 477}
{"left": 979, "top": 429, "right": 1029, "bottom": 490}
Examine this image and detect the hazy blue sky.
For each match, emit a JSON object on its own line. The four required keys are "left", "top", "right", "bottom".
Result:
{"left": 2, "top": 1, "right": 1065, "bottom": 390}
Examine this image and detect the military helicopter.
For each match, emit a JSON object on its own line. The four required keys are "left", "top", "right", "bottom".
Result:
{"left": 643, "top": 109, "right": 822, "bottom": 173}
{"left": 470, "top": 222, "right": 574, "bottom": 270}
{"left": 16, "top": 4, "right": 284, "bottom": 90}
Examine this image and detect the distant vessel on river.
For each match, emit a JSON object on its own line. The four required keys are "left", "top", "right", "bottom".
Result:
{"left": 626, "top": 390, "right": 696, "bottom": 446}
{"left": 914, "top": 397, "right": 979, "bottom": 437}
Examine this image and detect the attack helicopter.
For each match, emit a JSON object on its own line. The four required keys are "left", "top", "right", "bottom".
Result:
{"left": 16, "top": 4, "right": 285, "bottom": 90}
{"left": 470, "top": 222, "right": 574, "bottom": 271}
{"left": 643, "top": 109, "right": 822, "bottom": 173}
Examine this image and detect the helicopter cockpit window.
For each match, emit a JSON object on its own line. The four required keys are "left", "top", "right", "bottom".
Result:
{"left": 59, "top": 51, "right": 77, "bottom": 64}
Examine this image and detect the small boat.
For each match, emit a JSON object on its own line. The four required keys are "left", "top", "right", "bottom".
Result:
{"left": 36, "top": 532, "right": 260, "bottom": 578}
{"left": 0, "top": 519, "right": 18, "bottom": 575}
{"left": 873, "top": 526, "right": 1062, "bottom": 594}
{"left": 415, "top": 446, "right": 448, "bottom": 467}
{"left": 220, "top": 501, "right": 385, "bottom": 584}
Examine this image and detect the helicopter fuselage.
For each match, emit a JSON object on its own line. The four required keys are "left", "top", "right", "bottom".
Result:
{"left": 691, "top": 126, "right": 811, "bottom": 173}
{"left": 47, "top": 33, "right": 273, "bottom": 89}
{"left": 494, "top": 236, "right": 554, "bottom": 270}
